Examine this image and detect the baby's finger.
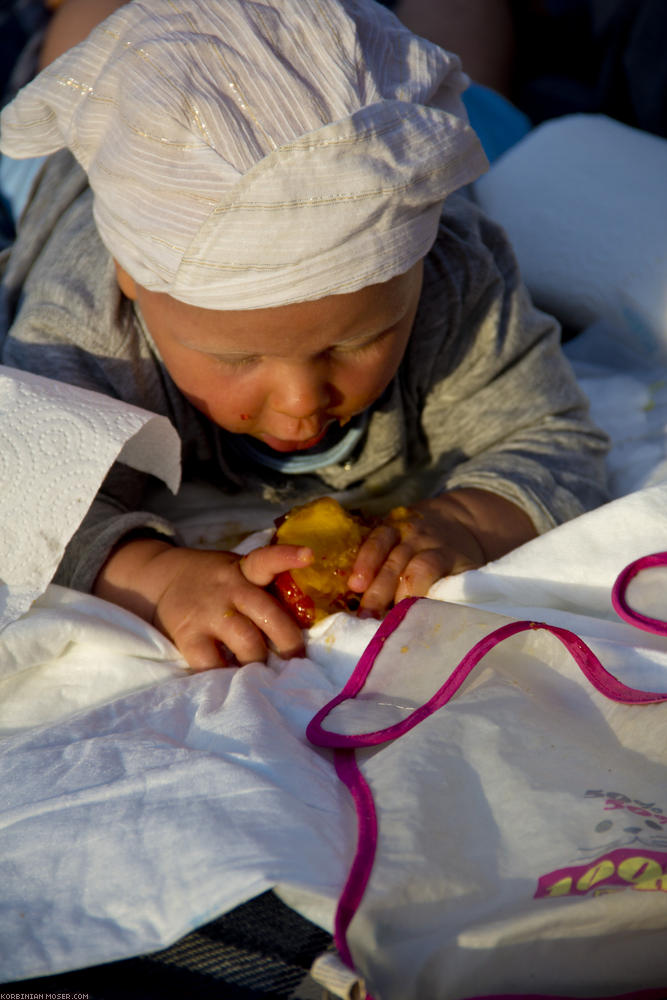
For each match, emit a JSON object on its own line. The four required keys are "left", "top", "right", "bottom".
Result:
{"left": 348, "top": 523, "right": 401, "bottom": 592}
{"left": 394, "top": 548, "right": 479, "bottom": 602}
{"left": 216, "top": 609, "right": 271, "bottom": 665}
{"left": 176, "top": 632, "right": 231, "bottom": 672}
{"left": 357, "top": 541, "right": 413, "bottom": 616}
{"left": 394, "top": 549, "right": 451, "bottom": 603}
{"left": 165, "top": 606, "right": 268, "bottom": 669}
{"left": 235, "top": 591, "right": 307, "bottom": 660}
{"left": 239, "top": 545, "right": 313, "bottom": 587}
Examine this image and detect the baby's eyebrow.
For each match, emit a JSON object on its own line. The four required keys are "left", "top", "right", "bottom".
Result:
{"left": 202, "top": 325, "right": 390, "bottom": 358}
{"left": 185, "top": 308, "right": 404, "bottom": 359}
{"left": 332, "top": 328, "right": 382, "bottom": 347}
{"left": 208, "top": 348, "right": 262, "bottom": 361}
{"left": 334, "top": 313, "right": 404, "bottom": 346}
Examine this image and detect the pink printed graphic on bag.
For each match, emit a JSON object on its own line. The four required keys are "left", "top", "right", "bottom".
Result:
{"left": 536, "top": 789, "right": 667, "bottom": 898}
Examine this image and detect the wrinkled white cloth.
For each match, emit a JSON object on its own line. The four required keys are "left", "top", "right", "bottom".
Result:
{"left": 0, "top": 0, "right": 486, "bottom": 308}
{"left": 0, "top": 591, "right": 377, "bottom": 981}
{"left": 2, "top": 333, "right": 667, "bottom": 980}
{"left": 2, "top": 475, "right": 667, "bottom": 984}
{"left": 1, "top": 327, "right": 667, "bottom": 983}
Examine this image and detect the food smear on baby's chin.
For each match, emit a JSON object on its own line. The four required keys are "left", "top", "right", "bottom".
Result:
{"left": 270, "top": 497, "right": 375, "bottom": 627}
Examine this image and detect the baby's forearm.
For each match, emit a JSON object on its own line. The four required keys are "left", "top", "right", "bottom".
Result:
{"left": 429, "top": 487, "right": 537, "bottom": 563}
{"left": 93, "top": 537, "right": 176, "bottom": 624}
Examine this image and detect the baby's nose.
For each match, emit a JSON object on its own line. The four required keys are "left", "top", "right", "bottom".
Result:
{"left": 270, "top": 361, "right": 331, "bottom": 417}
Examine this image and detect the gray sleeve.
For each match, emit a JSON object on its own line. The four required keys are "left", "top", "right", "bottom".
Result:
{"left": 55, "top": 466, "right": 179, "bottom": 595}
{"left": 409, "top": 197, "right": 610, "bottom": 533}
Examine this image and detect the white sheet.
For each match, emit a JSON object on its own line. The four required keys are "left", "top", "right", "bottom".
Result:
{"left": 0, "top": 589, "right": 379, "bottom": 981}
{"left": 2, "top": 425, "right": 667, "bottom": 983}
{"left": 473, "top": 115, "right": 667, "bottom": 363}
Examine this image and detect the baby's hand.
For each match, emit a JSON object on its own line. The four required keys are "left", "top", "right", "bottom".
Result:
{"left": 347, "top": 488, "right": 536, "bottom": 617}
{"left": 94, "top": 538, "right": 313, "bottom": 670}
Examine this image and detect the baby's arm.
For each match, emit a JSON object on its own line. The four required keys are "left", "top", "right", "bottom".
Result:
{"left": 344, "top": 195, "right": 610, "bottom": 619}
{"left": 348, "top": 488, "right": 535, "bottom": 616}
{"left": 94, "top": 538, "right": 314, "bottom": 670}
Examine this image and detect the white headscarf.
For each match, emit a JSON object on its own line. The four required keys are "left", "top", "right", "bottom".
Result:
{"left": 0, "top": 0, "right": 488, "bottom": 308}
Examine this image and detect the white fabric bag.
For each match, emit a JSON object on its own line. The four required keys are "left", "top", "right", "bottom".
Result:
{"left": 308, "top": 554, "right": 667, "bottom": 1000}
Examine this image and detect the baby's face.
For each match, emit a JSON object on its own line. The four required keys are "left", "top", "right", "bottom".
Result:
{"left": 116, "top": 262, "right": 423, "bottom": 454}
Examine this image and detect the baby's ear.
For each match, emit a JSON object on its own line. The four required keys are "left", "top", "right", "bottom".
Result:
{"left": 113, "top": 259, "right": 138, "bottom": 300}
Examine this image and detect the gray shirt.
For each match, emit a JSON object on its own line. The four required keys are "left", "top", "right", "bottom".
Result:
{"left": 1, "top": 151, "right": 609, "bottom": 592}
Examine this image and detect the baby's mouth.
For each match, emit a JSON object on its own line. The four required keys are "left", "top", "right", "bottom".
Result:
{"left": 259, "top": 422, "right": 333, "bottom": 454}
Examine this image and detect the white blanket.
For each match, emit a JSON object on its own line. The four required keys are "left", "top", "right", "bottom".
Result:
{"left": 2, "top": 398, "right": 666, "bottom": 983}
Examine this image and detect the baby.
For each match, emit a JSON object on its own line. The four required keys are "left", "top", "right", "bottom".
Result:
{"left": 0, "top": 0, "right": 609, "bottom": 669}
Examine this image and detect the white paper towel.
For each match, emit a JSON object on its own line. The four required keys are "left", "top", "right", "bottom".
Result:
{"left": 473, "top": 114, "right": 667, "bottom": 359}
{"left": 0, "top": 364, "right": 181, "bottom": 631}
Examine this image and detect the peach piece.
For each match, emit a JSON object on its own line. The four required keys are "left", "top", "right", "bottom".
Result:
{"left": 271, "top": 497, "right": 374, "bottom": 627}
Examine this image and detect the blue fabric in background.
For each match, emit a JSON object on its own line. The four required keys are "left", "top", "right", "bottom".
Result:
{"left": 0, "top": 0, "right": 49, "bottom": 249}
{"left": 463, "top": 83, "right": 532, "bottom": 163}
{"left": 0, "top": 155, "right": 48, "bottom": 229}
